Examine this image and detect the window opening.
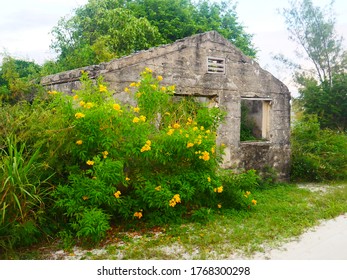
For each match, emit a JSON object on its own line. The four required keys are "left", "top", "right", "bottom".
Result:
{"left": 240, "top": 98, "right": 271, "bottom": 141}
{"left": 207, "top": 57, "right": 225, "bottom": 74}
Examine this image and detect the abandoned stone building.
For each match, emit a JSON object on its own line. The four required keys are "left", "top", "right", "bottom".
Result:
{"left": 41, "top": 31, "right": 291, "bottom": 179}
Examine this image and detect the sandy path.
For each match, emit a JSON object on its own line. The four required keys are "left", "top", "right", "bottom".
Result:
{"left": 251, "top": 213, "right": 347, "bottom": 260}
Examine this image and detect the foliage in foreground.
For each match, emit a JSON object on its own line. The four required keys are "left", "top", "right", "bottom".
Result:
{"left": 0, "top": 137, "right": 53, "bottom": 252}
{"left": 0, "top": 69, "right": 258, "bottom": 250}
{"left": 7, "top": 182, "right": 347, "bottom": 260}
{"left": 291, "top": 115, "right": 347, "bottom": 182}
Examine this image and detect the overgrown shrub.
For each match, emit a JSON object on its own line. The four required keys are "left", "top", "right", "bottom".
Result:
{"left": 47, "top": 69, "right": 257, "bottom": 242}
{"left": 1, "top": 68, "right": 259, "bottom": 246}
{"left": 291, "top": 115, "right": 347, "bottom": 181}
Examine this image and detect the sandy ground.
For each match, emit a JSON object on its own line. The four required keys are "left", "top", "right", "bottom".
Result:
{"left": 250, "top": 213, "right": 347, "bottom": 260}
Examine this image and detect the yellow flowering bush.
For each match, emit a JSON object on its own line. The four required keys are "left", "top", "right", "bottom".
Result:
{"left": 0, "top": 69, "right": 263, "bottom": 248}
{"left": 49, "top": 69, "right": 257, "bottom": 241}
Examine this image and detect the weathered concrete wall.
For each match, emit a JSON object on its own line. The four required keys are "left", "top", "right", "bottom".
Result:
{"left": 41, "top": 31, "right": 291, "bottom": 180}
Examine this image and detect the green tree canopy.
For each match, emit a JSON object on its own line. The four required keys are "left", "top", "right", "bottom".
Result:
{"left": 49, "top": 0, "right": 256, "bottom": 72}
{"left": 297, "top": 73, "right": 347, "bottom": 131}
{"left": 50, "top": 1, "right": 162, "bottom": 71}
{"left": 0, "top": 56, "right": 42, "bottom": 103}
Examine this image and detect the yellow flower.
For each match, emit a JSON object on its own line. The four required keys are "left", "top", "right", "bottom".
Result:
{"left": 173, "top": 123, "right": 180, "bottom": 129}
{"left": 200, "top": 126, "right": 205, "bottom": 130}
{"left": 186, "top": 142, "right": 194, "bottom": 148}
{"left": 113, "top": 103, "right": 121, "bottom": 111}
{"left": 102, "top": 151, "right": 109, "bottom": 158}
{"left": 79, "top": 101, "right": 85, "bottom": 107}
{"left": 207, "top": 177, "right": 211, "bottom": 182}
{"left": 73, "top": 94, "right": 78, "bottom": 100}
{"left": 134, "top": 211, "right": 143, "bottom": 219}
{"left": 161, "top": 86, "right": 167, "bottom": 91}
{"left": 86, "top": 160, "right": 94, "bottom": 166}
{"left": 218, "top": 204, "right": 222, "bottom": 209}
{"left": 140, "top": 144, "right": 151, "bottom": 152}
{"left": 133, "top": 106, "right": 140, "bottom": 113}
{"left": 168, "top": 85, "right": 175, "bottom": 91}
{"left": 199, "top": 151, "right": 210, "bottom": 161}
{"left": 252, "top": 199, "right": 257, "bottom": 205}
{"left": 244, "top": 191, "right": 251, "bottom": 198}
{"left": 193, "top": 126, "right": 198, "bottom": 131}
{"left": 167, "top": 129, "right": 174, "bottom": 136}
{"left": 129, "top": 82, "right": 137, "bottom": 87}
{"left": 125, "top": 177, "right": 130, "bottom": 181}
{"left": 157, "top": 75, "right": 163, "bottom": 81}
{"left": 48, "top": 90, "right": 57, "bottom": 95}
{"left": 84, "top": 102, "right": 93, "bottom": 109}
{"left": 114, "top": 191, "right": 121, "bottom": 198}
{"left": 155, "top": 186, "right": 161, "bottom": 191}
{"left": 76, "top": 140, "right": 83, "bottom": 145}
{"left": 211, "top": 147, "right": 215, "bottom": 154}
{"left": 206, "top": 130, "right": 211, "bottom": 134}
{"left": 169, "top": 194, "right": 181, "bottom": 207}
{"left": 173, "top": 194, "right": 181, "bottom": 203}
{"left": 99, "top": 85, "right": 107, "bottom": 92}
{"left": 146, "top": 140, "right": 151, "bottom": 146}
{"left": 150, "top": 84, "right": 157, "bottom": 90}
{"left": 217, "top": 186, "right": 223, "bottom": 193}
{"left": 75, "top": 112, "right": 85, "bottom": 119}
{"left": 133, "top": 117, "right": 140, "bottom": 123}
{"left": 169, "top": 199, "right": 176, "bottom": 207}
{"left": 139, "top": 115, "right": 146, "bottom": 122}
{"left": 145, "top": 67, "right": 152, "bottom": 73}
{"left": 136, "top": 92, "right": 143, "bottom": 98}
{"left": 124, "top": 87, "right": 130, "bottom": 93}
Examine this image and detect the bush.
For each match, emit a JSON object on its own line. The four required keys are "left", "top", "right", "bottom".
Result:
{"left": 46, "top": 69, "right": 259, "bottom": 241}
{"left": 291, "top": 115, "right": 347, "bottom": 181}
{"left": 1, "top": 68, "right": 259, "bottom": 245}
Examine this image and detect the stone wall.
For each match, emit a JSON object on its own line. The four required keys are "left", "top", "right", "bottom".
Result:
{"left": 41, "top": 31, "right": 291, "bottom": 180}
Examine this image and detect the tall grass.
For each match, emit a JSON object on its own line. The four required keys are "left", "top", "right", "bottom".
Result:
{"left": 0, "top": 137, "right": 53, "bottom": 255}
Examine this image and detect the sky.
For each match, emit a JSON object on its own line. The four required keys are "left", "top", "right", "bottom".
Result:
{"left": 1, "top": 0, "right": 347, "bottom": 94}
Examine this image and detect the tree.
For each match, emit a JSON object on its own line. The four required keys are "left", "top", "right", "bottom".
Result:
{"left": 279, "top": 0, "right": 347, "bottom": 131}
{"left": 50, "top": 1, "right": 163, "bottom": 71}
{"left": 193, "top": 0, "right": 256, "bottom": 57}
{"left": 280, "top": 0, "right": 346, "bottom": 85}
{"left": 297, "top": 73, "right": 347, "bottom": 131}
{"left": 49, "top": 0, "right": 256, "bottom": 72}
{"left": 0, "top": 56, "right": 42, "bottom": 103}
